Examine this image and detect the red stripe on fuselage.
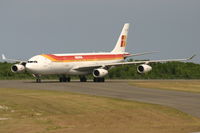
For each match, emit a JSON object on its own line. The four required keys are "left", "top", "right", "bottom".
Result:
{"left": 43, "top": 54, "right": 127, "bottom": 62}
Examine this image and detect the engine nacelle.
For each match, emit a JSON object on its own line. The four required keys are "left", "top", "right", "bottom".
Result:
{"left": 11, "top": 64, "right": 25, "bottom": 73}
{"left": 93, "top": 69, "right": 108, "bottom": 78}
{"left": 137, "top": 64, "right": 152, "bottom": 74}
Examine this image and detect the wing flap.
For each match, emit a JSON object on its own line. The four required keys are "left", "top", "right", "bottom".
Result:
{"left": 124, "top": 51, "right": 159, "bottom": 58}
{"left": 73, "top": 65, "right": 103, "bottom": 71}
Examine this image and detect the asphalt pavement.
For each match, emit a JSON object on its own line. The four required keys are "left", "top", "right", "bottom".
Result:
{"left": 0, "top": 80, "right": 200, "bottom": 118}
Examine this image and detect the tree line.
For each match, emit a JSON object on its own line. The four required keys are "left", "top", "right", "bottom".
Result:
{"left": 0, "top": 61, "right": 200, "bottom": 79}
{"left": 108, "top": 61, "right": 200, "bottom": 79}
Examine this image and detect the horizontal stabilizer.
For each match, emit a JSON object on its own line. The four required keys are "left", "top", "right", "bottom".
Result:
{"left": 124, "top": 51, "right": 159, "bottom": 58}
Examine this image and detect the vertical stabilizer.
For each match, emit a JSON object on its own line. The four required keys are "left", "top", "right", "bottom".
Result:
{"left": 111, "top": 23, "right": 129, "bottom": 53}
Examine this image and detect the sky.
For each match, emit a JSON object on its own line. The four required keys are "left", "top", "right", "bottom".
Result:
{"left": 0, "top": 0, "right": 199, "bottom": 63}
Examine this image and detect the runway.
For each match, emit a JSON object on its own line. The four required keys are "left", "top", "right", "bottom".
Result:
{"left": 0, "top": 80, "right": 200, "bottom": 118}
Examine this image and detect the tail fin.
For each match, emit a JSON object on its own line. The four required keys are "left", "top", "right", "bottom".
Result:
{"left": 111, "top": 23, "right": 130, "bottom": 53}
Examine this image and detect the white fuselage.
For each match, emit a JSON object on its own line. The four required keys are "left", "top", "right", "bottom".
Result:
{"left": 25, "top": 52, "right": 126, "bottom": 75}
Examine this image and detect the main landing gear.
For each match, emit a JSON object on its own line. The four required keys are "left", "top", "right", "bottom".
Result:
{"left": 93, "top": 77, "right": 105, "bottom": 82}
{"left": 59, "top": 76, "right": 71, "bottom": 82}
{"left": 79, "top": 76, "right": 87, "bottom": 82}
{"left": 79, "top": 76, "right": 105, "bottom": 82}
{"left": 33, "top": 75, "right": 105, "bottom": 83}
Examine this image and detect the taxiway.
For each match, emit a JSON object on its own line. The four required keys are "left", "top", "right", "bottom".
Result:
{"left": 0, "top": 80, "right": 199, "bottom": 117}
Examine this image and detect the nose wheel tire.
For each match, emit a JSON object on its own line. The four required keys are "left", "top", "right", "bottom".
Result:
{"left": 36, "top": 79, "right": 41, "bottom": 83}
{"left": 34, "top": 74, "right": 41, "bottom": 83}
{"left": 93, "top": 77, "right": 105, "bottom": 82}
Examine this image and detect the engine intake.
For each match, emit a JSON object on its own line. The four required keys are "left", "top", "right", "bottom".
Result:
{"left": 137, "top": 64, "right": 152, "bottom": 74}
{"left": 93, "top": 69, "right": 108, "bottom": 78}
{"left": 11, "top": 64, "right": 25, "bottom": 73}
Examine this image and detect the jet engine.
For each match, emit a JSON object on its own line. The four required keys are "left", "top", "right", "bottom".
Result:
{"left": 93, "top": 69, "right": 108, "bottom": 78}
{"left": 11, "top": 64, "right": 25, "bottom": 73}
{"left": 137, "top": 64, "right": 152, "bottom": 74}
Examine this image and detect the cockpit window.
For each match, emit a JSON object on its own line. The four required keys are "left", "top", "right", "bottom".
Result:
{"left": 28, "top": 61, "right": 38, "bottom": 63}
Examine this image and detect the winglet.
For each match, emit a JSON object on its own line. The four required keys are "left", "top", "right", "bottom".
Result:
{"left": 2, "top": 54, "right": 6, "bottom": 60}
{"left": 187, "top": 54, "right": 196, "bottom": 60}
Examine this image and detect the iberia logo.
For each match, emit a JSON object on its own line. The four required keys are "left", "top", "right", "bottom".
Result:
{"left": 120, "top": 35, "right": 127, "bottom": 47}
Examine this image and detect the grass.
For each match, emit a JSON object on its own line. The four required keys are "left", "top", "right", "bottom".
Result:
{"left": 0, "top": 87, "right": 200, "bottom": 133}
{"left": 130, "top": 80, "right": 200, "bottom": 93}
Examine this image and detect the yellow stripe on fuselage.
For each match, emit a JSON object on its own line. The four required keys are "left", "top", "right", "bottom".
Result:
{"left": 41, "top": 55, "right": 123, "bottom": 62}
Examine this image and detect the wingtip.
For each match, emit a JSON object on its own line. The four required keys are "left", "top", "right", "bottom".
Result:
{"left": 188, "top": 54, "right": 196, "bottom": 60}
{"left": 2, "top": 54, "right": 6, "bottom": 60}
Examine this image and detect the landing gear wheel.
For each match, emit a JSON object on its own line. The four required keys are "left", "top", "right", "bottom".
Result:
{"left": 80, "top": 76, "right": 87, "bottom": 82}
{"left": 34, "top": 74, "right": 41, "bottom": 83}
{"left": 59, "top": 77, "right": 71, "bottom": 82}
{"left": 59, "top": 77, "right": 63, "bottom": 82}
{"left": 67, "top": 77, "right": 71, "bottom": 82}
{"left": 93, "top": 77, "right": 105, "bottom": 82}
{"left": 36, "top": 78, "right": 41, "bottom": 83}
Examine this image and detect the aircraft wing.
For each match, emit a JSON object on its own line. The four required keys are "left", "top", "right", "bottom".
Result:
{"left": 1, "top": 54, "right": 26, "bottom": 63}
{"left": 74, "top": 55, "right": 196, "bottom": 71}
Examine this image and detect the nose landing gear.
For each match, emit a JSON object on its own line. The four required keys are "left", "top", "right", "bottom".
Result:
{"left": 33, "top": 74, "right": 42, "bottom": 83}
{"left": 36, "top": 78, "right": 41, "bottom": 83}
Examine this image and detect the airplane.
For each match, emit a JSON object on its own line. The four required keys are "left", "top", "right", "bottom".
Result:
{"left": 2, "top": 23, "right": 195, "bottom": 83}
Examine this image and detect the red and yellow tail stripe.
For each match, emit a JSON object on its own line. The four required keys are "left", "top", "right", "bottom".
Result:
{"left": 121, "top": 35, "right": 127, "bottom": 47}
